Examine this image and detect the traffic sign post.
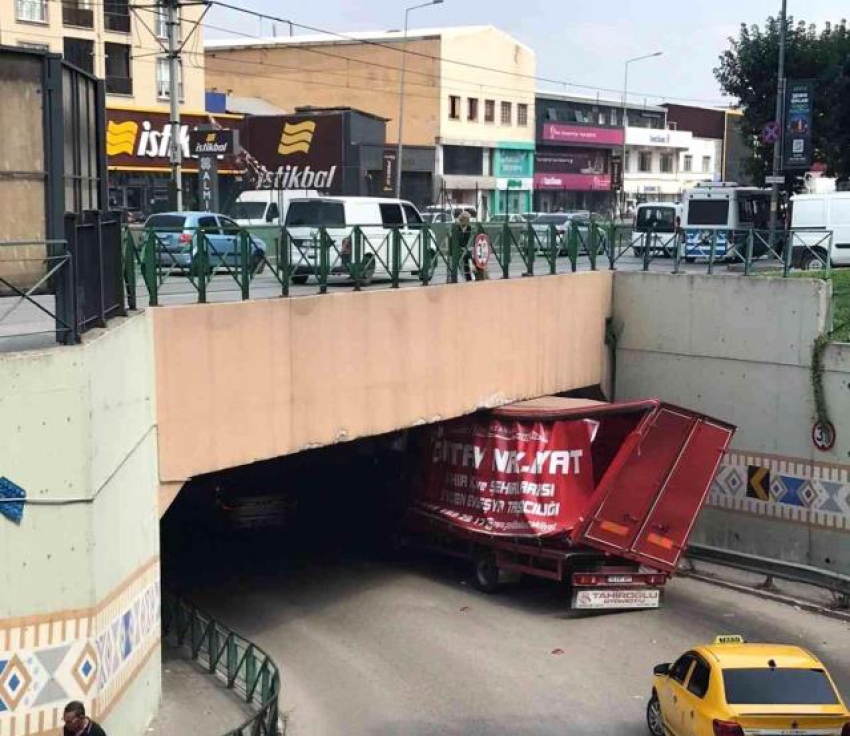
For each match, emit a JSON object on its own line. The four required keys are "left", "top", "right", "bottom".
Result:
{"left": 765, "top": 175, "right": 785, "bottom": 185}
{"left": 762, "top": 121, "right": 781, "bottom": 145}
{"left": 472, "top": 232, "right": 491, "bottom": 271}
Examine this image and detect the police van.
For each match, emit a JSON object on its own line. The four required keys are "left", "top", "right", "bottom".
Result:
{"left": 681, "top": 183, "right": 771, "bottom": 260}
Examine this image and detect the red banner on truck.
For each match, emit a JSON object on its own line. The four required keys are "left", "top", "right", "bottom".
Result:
{"left": 418, "top": 418, "right": 599, "bottom": 536}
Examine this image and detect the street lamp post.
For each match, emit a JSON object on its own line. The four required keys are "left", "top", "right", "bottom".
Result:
{"left": 620, "top": 51, "right": 663, "bottom": 215}
{"left": 396, "top": 0, "right": 443, "bottom": 198}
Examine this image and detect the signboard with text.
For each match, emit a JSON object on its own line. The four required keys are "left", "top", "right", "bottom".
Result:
{"left": 783, "top": 80, "right": 814, "bottom": 170}
{"left": 542, "top": 123, "right": 624, "bottom": 147}
{"left": 381, "top": 149, "right": 397, "bottom": 192}
{"left": 534, "top": 149, "right": 612, "bottom": 191}
{"left": 417, "top": 418, "right": 597, "bottom": 537}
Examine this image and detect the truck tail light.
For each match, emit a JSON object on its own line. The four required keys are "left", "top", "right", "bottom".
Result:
{"left": 646, "top": 574, "right": 667, "bottom": 586}
{"left": 713, "top": 720, "right": 744, "bottom": 736}
{"left": 573, "top": 573, "right": 600, "bottom": 586}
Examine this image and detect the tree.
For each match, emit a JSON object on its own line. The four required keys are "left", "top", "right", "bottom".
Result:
{"left": 715, "top": 16, "right": 850, "bottom": 185}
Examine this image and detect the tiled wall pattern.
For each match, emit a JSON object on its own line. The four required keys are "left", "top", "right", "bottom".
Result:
{"left": 0, "top": 559, "right": 160, "bottom": 736}
{"left": 709, "top": 449, "right": 850, "bottom": 532}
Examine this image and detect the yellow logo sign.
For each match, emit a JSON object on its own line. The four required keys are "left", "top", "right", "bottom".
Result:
{"left": 278, "top": 120, "right": 316, "bottom": 155}
{"left": 206, "top": 132, "right": 216, "bottom": 143}
{"left": 106, "top": 120, "right": 139, "bottom": 156}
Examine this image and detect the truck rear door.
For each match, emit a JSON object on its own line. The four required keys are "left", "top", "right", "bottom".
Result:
{"left": 571, "top": 404, "right": 735, "bottom": 572}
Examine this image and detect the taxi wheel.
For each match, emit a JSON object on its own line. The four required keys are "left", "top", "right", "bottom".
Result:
{"left": 646, "top": 694, "right": 664, "bottom": 736}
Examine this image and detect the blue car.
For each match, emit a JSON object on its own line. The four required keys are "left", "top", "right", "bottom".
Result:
{"left": 142, "top": 211, "right": 267, "bottom": 275}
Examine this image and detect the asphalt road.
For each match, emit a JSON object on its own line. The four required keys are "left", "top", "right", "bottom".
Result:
{"left": 186, "top": 552, "right": 850, "bottom": 736}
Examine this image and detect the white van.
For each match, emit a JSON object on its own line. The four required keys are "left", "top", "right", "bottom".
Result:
{"left": 790, "top": 191, "right": 850, "bottom": 269}
{"left": 681, "top": 183, "right": 771, "bottom": 260}
{"left": 232, "top": 189, "right": 319, "bottom": 227}
{"left": 632, "top": 203, "right": 681, "bottom": 258}
{"left": 283, "top": 196, "right": 429, "bottom": 284}
{"left": 422, "top": 204, "right": 478, "bottom": 224}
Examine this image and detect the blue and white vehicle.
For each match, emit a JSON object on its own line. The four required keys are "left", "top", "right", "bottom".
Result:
{"left": 681, "top": 183, "right": 771, "bottom": 261}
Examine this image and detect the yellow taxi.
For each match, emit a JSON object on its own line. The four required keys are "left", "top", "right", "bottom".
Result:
{"left": 647, "top": 635, "right": 850, "bottom": 736}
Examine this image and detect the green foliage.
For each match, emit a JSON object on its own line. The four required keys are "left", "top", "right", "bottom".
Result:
{"left": 715, "top": 16, "right": 850, "bottom": 183}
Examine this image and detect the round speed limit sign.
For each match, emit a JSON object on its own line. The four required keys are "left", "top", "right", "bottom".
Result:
{"left": 812, "top": 421, "right": 836, "bottom": 452}
{"left": 472, "top": 232, "right": 491, "bottom": 270}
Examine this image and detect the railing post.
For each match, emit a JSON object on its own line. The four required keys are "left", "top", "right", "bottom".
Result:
{"left": 143, "top": 228, "right": 158, "bottom": 307}
{"left": 744, "top": 229, "right": 754, "bottom": 277}
{"left": 353, "top": 226, "right": 363, "bottom": 291}
{"left": 420, "top": 224, "right": 432, "bottom": 285}
{"left": 391, "top": 227, "right": 401, "bottom": 289}
{"left": 707, "top": 231, "right": 717, "bottom": 275}
{"left": 123, "top": 228, "right": 137, "bottom": 311}
{"left": 279, "top": 227, "right": 290, "bottom": 297}
{"left": 240, "top": 229, "right": 251, "bottom": 300}
{"left": 208, "top": 623, "right": 219, "bottom": 674}
{"left": 197, "top": 230, "right": 208, "bottom": 304}
{"left": 548, "top": 224, "right": 557, "bottom": 275}
{"left": 448, "top": 226, "right": 460, "bottom": 284}
{"left": 782, "top": 227, "right": 794, "bottom": 277}
{"left": 672, "top": 229, "right": 682, "bottom": 274}
{"left": 502, "top": 222, "right": 511, "bottom": 279}
{"left": 642, "top": 226, "right": 653, "bottom": 271}
{"left": 318, "top": 228, "right": 329, "bottom": 294}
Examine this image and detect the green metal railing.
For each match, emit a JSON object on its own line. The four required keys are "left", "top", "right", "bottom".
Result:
{"left": 162, "top": 591, "right": 281, "bottom": 736}
{"left": 122, "top": 221, "right": 836, "bottom": 306}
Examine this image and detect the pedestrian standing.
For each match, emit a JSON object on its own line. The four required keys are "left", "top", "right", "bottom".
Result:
{"left": 456, "top": 211, "right": 474, "bottom": 282}
{"left": 63, "top": 701, "right": 107, "bottom": 736}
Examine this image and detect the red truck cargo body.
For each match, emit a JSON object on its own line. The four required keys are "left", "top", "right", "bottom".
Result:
{"left": 409, "top": 397, "right": 735, "bottom": 607}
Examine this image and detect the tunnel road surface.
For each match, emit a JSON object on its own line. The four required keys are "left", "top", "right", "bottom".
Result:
{"left": 187, "top": 554, "right": 850, "bottom": 736}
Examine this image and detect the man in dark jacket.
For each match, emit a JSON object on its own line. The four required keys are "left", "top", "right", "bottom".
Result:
{"left": 63, "top": 701, "right": 107, "bottom": 736}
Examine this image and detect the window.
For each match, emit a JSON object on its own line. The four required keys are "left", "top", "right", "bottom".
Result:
{"left": 105, "top": 43, "right": 132, "bottom": 95}
{"left": 104, "top": 0, "right": 130, "bottom": 33}
{"left": 449, "top": 95, "right": 460, "bottom": 120}
{"left": 63, "top": 0, "right": 93, "bottom": 28}
{"left": 467, "top": 98, "right": 479, "bottom": 122}
{"left": 791, "top": 198, "right": 825, "bottom": 228}
{"left": 636, "top": 206, "right": 677, "bottom": 233}
{"left": 517, "top": 103, "right": 529, "bottom": 126}
{"left": 18, "top": 41, "right": 49, "bottom": 50}
{"left": 153, "top": 2, "right": 181, "bottom": 40}
{"left": 638, "top": 151, "right": 652, "bottom": 173}
{"left": 484, "top": 99, "right": 495, "bottom": 123}
{"left": 443, "top": 145, "right": 483, "bottom": 176}
{"left": 198, "top": 215, "right": 221, "bottom": 234}
{"left": 702, "top": 155, "right": 711, "bottom": 173}
{"left": 500, "top": 101, "right": 512, "bottom": 125}
{"left": 219, "top": 216, "right": 241, "bottom": 235}
{"left": 687, "top": 200, "right": 730, "bottom": 226}
{"left": 403, "top": 203, "right": 423, "bottom": 227}
{"left": 285, "top": 201, "right": 346, "bottom": 228}
{"left": 623, "top": 151, "right": 630, "bottom": 173}
{"left": 669, "top": 655, "right": 696, "bottom": 685}
{"left": 379, "top": 203, "right": 404, "bottom": 228}
{"left": 687, "top": 660, "right": 711, "bottom": 698}
{"left": 723, "top": 669, "right": 840, "bottom": 706}
{"left": 266, "top": 203, "right": 280, "bottom": 222}
{"left": 156, "top": 57, "right": 184, "bottom": 100}
{"left": 660, "top": 152, "right": 674, "bottom": 173}
{"left": 146, "top": 214, "right": 186, "bottom": 230}
{"left": 683, "top": 155, "right": 693, "bottom": 173}
{"left": 16, "top": 0, "right": 47, "bottom": 22}
{"left": 63, "top": 37, "right": 94, "bottom": 74}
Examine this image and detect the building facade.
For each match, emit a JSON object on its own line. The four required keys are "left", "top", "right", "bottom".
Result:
{"left": 0, "top": 0, "right": 210, "bottom": 215}
{"left": 205, "top": 25, "right": 536, "bottom": 215}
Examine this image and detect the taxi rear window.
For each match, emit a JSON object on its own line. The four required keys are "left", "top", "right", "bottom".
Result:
{"left": 723, "top": 668, "right": 839, "bottom": 705}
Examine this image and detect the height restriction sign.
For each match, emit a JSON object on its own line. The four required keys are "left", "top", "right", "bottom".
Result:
{"left": 472, "top": 232, "right": 491, "bottom": 270}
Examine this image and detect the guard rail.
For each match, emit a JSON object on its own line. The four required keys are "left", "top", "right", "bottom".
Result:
{"left": 685, "top": 543, "right": 850, "bottom": 609}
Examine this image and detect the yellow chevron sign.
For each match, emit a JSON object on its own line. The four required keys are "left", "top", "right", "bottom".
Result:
{"left": 278, "top": 120, "right": 316, "bottom": 155}
{"left": 747, "top": 465, "right": 770, "bottom": 501}
{"left": 106, "top": 120, "right": 139, "bottom": 156}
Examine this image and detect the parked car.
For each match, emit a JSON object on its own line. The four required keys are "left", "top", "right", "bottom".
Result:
{"left": 142, "top": 212, "right": 267, "bottom": 275}
{"left": 633, "top": 203, "right": 681, "bottom": 258}
{"left": 422, "top": 204, "right": 478, "bottom": 223}
{"left": 531, "top": 211, "right": 591, "bottom": 254}
{"left": 231, "top": 189, "right": 320, "bottom": 228}
{"left": 790, "top": 190, "right": 850, "bottom": 269}
{"left": 489, "top": 213, "right": 526, "bottom": 224}
{"left": 284, "top": 196, "right": 430, "bottom": 285}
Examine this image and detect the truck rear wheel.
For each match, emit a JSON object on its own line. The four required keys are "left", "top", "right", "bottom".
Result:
{"left": 472, "top": 552, "right": 500, "bottom": 593}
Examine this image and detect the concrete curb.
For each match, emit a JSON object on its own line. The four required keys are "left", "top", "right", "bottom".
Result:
{"left": 681, "top": 571, "right": 850, "bottom": 623}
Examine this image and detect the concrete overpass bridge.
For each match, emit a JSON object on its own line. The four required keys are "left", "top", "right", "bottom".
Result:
{"left": 0, "top": 271, "right": 611, "bottom": 736}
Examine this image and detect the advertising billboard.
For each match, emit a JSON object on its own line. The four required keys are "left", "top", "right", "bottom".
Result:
{"left": 783, "top": 79, "right": 814, "bottom": 170}
{"left": 542, "top": 123, "right": 624, "bottom": 147}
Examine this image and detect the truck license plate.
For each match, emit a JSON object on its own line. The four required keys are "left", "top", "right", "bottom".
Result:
{"left": 608, "top": 575, "right": 632, "bottom": 583}
{"left": 573, "top": 589, "right": 660, "bottom": 610}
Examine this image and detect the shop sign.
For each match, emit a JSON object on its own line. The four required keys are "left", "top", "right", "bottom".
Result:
{"left": 533, "top": 173, "right": 612, "bottom": 191}
{"left": 382, "top": 149, "right": 397, "bottom": 192}
{"left": 496, "top": 149, "right": 529, "bottom": 177}
{"left": 495, "top": 177, "right": 532, "bottom": 191}
{"left": 542, "top": 123, "right": 624, "bottom": 147}
{"left": 535, "top": 149, "right": 609, "bottom": 176}
{"left": 189, "top": 128, "right": 235, "bottom": 156}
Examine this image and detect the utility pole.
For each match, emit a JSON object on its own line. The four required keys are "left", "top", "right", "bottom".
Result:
{"left": 166, "top": 0, "right": 183, "bottom": 210}
{"left": 768, "top": 0, "right": 788, "bottom": 247}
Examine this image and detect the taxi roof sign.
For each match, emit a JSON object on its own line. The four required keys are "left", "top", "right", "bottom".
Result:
{"left": 714, "top": 634, "right": 745, "bottom": 644}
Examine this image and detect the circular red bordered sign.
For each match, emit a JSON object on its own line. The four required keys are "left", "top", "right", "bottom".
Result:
{"left": 812, "top": 420, "right": 836, "bottom": 452}
{"left": 472, "top": 232, "right": 491, "bottom": 270}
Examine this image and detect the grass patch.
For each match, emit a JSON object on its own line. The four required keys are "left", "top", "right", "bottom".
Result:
{"left": 786, "top": 269, "right": 850, "bottom": 342}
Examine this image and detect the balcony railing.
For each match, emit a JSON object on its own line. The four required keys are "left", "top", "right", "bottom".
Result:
{"left": 63, "top": 4, "right": 94, "bottom": 27}
{"left": 106, "top": 75, "right": 133, "bottom": 95}
{"left": 104, "top": 10, "right": 131, "bottom": 32}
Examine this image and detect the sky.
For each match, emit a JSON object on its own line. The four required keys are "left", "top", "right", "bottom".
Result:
{"left": 205, "top": 0, "right": 847, "bottom": 106}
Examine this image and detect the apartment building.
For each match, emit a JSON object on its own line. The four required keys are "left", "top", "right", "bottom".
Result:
{"left": 1, "top": 0, "right": 210, "bottom": 213}
{"left": 205, "top": 25, "right": 536, "bottom": 214}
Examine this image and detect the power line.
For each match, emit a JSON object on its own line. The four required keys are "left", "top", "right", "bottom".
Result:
{"left": 206, "top": 0, "right": 730, "bottom": 106}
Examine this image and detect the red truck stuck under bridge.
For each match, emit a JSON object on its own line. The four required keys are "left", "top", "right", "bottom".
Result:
{"left": 400, "top": 397, "right": 735, "bottom": 610}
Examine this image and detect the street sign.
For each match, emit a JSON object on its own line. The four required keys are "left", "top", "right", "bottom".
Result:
{"left": 765, "top": 175, "right": 785, "bottom": 185}
{"left": 472, "top": 232, "right": 491, "bottom": 270}
{"left": 762, "top": 121, "right": 781, "bottom": 144}
{"left": 812, "top": 421, "right": 836, "bottom": 452}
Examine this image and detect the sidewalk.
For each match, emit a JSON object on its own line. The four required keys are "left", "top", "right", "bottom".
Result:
{"left": 147, "top": 644, "right": 256, "bottom": 736}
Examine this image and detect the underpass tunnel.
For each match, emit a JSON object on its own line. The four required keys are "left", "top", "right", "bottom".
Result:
{"left": 159, "top": 427, "right": 430, "bottom": 592}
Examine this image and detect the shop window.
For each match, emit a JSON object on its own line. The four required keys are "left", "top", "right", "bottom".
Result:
{"left": 468, "top": 97, "right": 479, "bottom": 122}
{"left": 517, "top": 103, "right": 528, "bottom": 126}
{"left": 449, "top": 95, "right": 460, "bottom": 120}
{"left": 639, "top": 152, "right": 652, "bottom": 173}
{"left": 500, "top": 101, "right": 512, "bottom": 125}
{"left": 443, "top": 145, "right": 483, "bottom": 176}
{"left": 484, "top": 99, "right": 495, "bottom": 123}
